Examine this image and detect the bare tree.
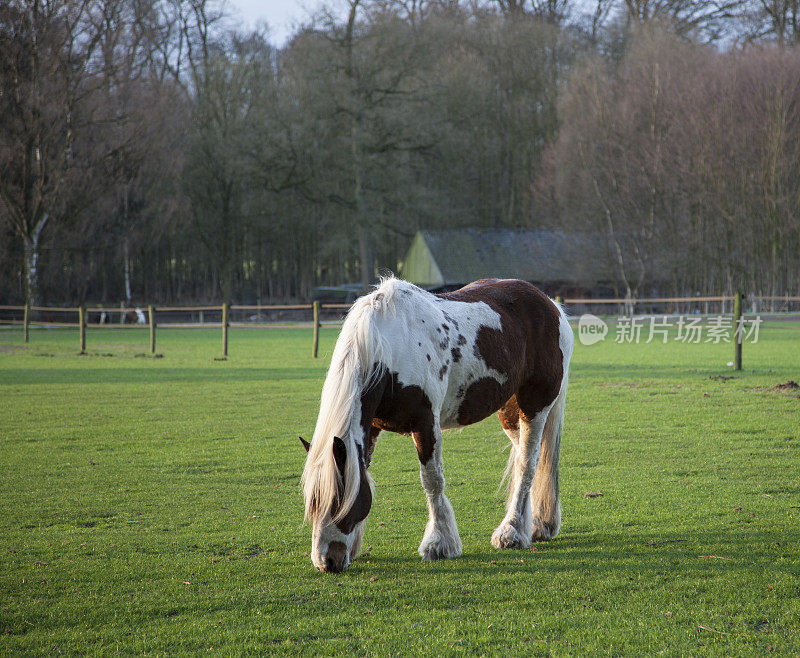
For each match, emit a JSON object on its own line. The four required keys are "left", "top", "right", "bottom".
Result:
{"left": 547, "top": 27, "right": 800, "bottom": 299}
{"left": 493, "top": 0, "right": 572, "bottom": 22}
{"left": 740, "top": 0, "right": 800, "bottom": 44}
{"left": 290, "top": 0, "right": 434, "bottom": 291}
{"left": 0, "top": 0, "right": 157, "bottom": 305}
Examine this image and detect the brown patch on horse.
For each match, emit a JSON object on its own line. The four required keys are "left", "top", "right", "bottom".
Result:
{"left": 440, "top": 279, "right": 564, "bottom": 421}
{"left": 413, "top": 426, "right": 436, "bottom": 465}
{"left": 497, "top": 396, "right": 520, "bottom": 432}
{"left": 474, "top": 324, "right": 514, "bottom": 373}
{"left": 332, "top": 436, "right": 347, "bottom": 473}
{"left": 335, "top": 473, "right": 372, "bottom": 534}
{"left": 361, "top": 369, "right": 434, "bottom": 437}
{"left": 360, "top": 368, "right": 436, "bottom": 464}
{"left": 360, "top": 370, "right": 388, "bottom": 439}
{"left": 457, "top": 377, "right": 509, "bottom": 426}
{"left": 364, "top": 426, "right": 381, "bottom": 467}
{"left": 451, "top": 347, "right": 462, "bottom": 363}
{"left": 329, "top": 439, "right": 373, "bottom": 534}
{"left": 517, "top": 380, "right": 562, "bottom": 422}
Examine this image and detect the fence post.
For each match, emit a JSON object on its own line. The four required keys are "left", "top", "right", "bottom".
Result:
{"left": 733, "top": 290, "right": 742, "bottom": 371}
{"left": 312, "top": 301, "right": 320, "bottom": 358}
{"left": 149, "top": 305, "right": 156, "bottom": 354}
{"left": 23, "top": 303, "right": 30, "bottom": 343}
{"left": 79, "top": 306, "right": 86, "bottom": 353}
{"left": 222, "top": 302, "right": 229, "bottom": 357}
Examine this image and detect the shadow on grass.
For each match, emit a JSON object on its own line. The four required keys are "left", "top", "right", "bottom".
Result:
{"left": 342, "top": 528, "right": 794, "bottom": 579}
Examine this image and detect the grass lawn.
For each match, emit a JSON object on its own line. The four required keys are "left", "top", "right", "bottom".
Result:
{"left": 1, "top": 320, "right": 799, "bottom": 655}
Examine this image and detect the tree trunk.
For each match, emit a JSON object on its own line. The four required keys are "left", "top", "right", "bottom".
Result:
{"left": 23, "top": 213, "right": 48, "bottom": 306}
{"left": 351, "top": 117, "right": 373, "bottom": 292}
{"left": 358, "top": 224, "right": 373, "bottom": 292}
{"left": 24, "top": 238, "right": 39, "bottom": 307}
{"left": 123, "top": 237, "right": 132, "bottom": 304}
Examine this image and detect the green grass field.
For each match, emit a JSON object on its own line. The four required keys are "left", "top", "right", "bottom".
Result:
{"left": 1, "top": 321, "right": 799, "bottom": 655}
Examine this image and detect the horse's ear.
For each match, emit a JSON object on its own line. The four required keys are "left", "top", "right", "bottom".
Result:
{"left": 299, "top": 437, "right": 311, "bottom": 453}
{"left": 332, "top": 436, "right": 347, "bottom": 473}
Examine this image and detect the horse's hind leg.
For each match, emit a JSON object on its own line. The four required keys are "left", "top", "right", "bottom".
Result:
{"left": 496, "top": 397, "right": 521, "bottom": 513}
{"left": 491, "top": 404, "right": 550, "bottom": 550}
{"left": 414, "top": 421, "right": 462, "bottom": 561}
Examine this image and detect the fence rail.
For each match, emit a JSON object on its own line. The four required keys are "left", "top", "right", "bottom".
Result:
{"left": 0, "top": 300, "right": 348, "bottom": 358}
{"left": 562, "top": 295, "right": 732, "bottom": 304}
{"left": 2, "top": 294, "right": 799, "bottom": 366}
{"left": 562, "top": 295, "right": 800, "bottom": 305}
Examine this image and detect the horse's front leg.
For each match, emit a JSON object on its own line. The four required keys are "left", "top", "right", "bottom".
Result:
{"left": 414, "top": 422, "right": 462, "bottom": 561}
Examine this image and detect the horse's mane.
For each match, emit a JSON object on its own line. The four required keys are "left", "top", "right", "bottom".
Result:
{"left": 302, "top": 276, "right": 408, "bottom": 524}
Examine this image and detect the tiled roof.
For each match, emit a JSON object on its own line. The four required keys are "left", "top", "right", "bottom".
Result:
{"left": 417, "top": 228, "right": 615, "bottom": 285}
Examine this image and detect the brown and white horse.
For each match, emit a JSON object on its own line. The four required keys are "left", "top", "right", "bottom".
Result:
{"left": 301, "top": 277, "right": 573, "bottom": 573}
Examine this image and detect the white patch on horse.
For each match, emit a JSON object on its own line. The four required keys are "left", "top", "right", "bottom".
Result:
{"left": 367, "top": 288, "right": 507, "bottom": 430}
{"left": 437, "top": 298, "right": 507, "bottom": 429}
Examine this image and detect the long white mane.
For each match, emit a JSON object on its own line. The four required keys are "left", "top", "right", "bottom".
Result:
{"left": 301, "top": 277, "right": 406, "bottom": 523}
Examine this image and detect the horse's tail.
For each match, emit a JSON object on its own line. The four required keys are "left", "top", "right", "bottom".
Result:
{"left": 531, "top": 306, "right": 572, "bottom": 539}
{"left": 530, "top": 372, "right": 567, "bottom": 538}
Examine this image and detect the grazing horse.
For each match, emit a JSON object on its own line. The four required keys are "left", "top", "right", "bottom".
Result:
{"left": 301, "top": 277, "right": 573, "bottom": 573}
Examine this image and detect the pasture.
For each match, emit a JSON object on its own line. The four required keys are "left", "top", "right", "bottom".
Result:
{"left": 1, "top": 322, "right": 799, "bottom": 655}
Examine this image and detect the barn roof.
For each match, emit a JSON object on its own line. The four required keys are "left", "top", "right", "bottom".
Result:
{"left": 401, "top": 228, "right": 615, "bottom": 288}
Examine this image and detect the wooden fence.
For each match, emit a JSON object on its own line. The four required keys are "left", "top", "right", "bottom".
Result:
{"left": 2, "top": 294, "right": 799, "bottom": 370}
{"left": 0, "top": 301, "right": 350, "bottom": 359}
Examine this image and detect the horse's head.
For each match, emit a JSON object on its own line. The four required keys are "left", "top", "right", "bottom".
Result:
{"left": 301, "top": 435, "right": 373, "bottom": 573}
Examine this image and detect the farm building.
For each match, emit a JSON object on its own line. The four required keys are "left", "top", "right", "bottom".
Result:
{"left": 399, "top": 228, "right": 618, "bottom": 296}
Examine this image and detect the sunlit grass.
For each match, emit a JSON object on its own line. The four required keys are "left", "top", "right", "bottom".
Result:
{"left": 1, "top": 322, "right": 799, "bottom": 654}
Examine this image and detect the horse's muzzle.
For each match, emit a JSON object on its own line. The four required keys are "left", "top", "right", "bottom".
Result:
{"left": 319, "top": 541, "right": 348, "bottom": 573}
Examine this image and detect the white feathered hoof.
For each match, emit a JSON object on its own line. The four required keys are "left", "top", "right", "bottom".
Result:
{"left": 418, "top": 534, "right": 463, "bottom": 561}
{"left": 491, "top": 522, "right": 531, "bottom": 550}
{"left": 531, "top": 518, "right": 558, "bottom": 542}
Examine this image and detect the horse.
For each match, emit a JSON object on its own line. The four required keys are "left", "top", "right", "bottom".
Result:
{"left": 300, "top": 277, "right": 573, "bottom": 573}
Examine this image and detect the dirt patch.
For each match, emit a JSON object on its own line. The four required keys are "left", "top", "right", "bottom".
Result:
{"left": 772, "top": 380, "right": 800, "bottom": 391}
{"left": 709, "top": 375, "right": 738, "bottom": 382}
